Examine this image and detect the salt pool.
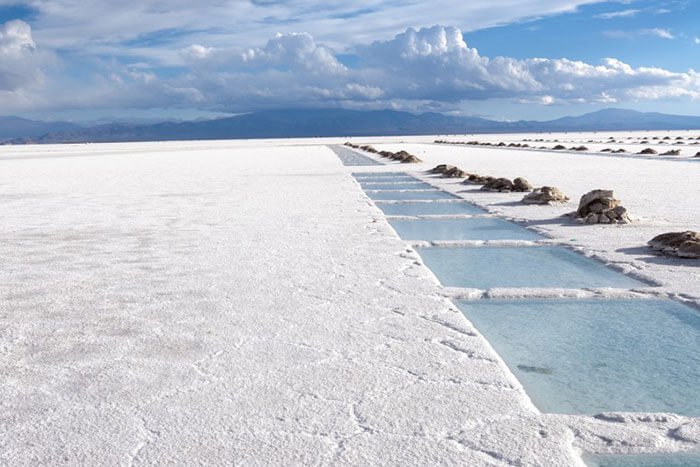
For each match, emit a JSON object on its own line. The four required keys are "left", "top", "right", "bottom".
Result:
{"left": 457, "top": 299, "right": 700, "bottom": 416}
{"left": 367, "top": 190, "right": 459, "bottom": 201}
{"left": 329, "top": 145, "right": 381, "bottom": 166}
{"left": 352, "top": 172, "right": 409, "bottom": 178}
{"left": 376, "top": 201, "right": 487, "bottom": 216}
{"left": 358, "top": 182, "right": 436, "bottom": 190}
{"left": 583, "top": 453, "right": 700, "bottom": 467}
{"left": 355, "top": 176, "right": 421, "bottom": 183}
{"left": 419, "top": 246, "right": 646, "bottom": 289}
{"left": 389, "top": 218, "right": 542, "bottom": 241}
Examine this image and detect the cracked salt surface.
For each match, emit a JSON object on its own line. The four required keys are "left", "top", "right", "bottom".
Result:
{"left": 1, "top": 139, "right": 698, "bottom": 465}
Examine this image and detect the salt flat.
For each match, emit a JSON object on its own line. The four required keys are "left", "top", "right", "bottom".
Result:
{"left": 1, "top": 138, "right": 698, "bottom": 465}
{"left": 372, "top": 136, "right": 700, "bottom": 299}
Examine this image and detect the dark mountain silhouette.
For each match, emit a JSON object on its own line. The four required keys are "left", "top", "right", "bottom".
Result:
{"left": 0, "top": 116, "right": 82, "bottom": 140}
{"left": 3, "top": 108, "right": 700, "bottom": 144}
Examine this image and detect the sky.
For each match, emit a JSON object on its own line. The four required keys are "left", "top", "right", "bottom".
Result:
{"left": 0, "top": 0, "right": 699, "bottom": 122}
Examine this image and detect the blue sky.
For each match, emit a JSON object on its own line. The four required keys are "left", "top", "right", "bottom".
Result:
{"left": 464, "top": 1, "right": 698, "bottom": 69}
{"left": 0, "top": 0, "right": 698, "bottom": 122}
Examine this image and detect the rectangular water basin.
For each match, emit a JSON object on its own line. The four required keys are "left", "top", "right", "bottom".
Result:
{"left": 367, "top": 190, "right": 459, "bottom": 201}
{"left": 352, "top": 172, "right": 408, "bottom": 178}
{"left": 458, "top": 299, "right": 700, "bottom": 416}
{"left": 377, "top": 201, "right": 487, "bottom": 216}
{"left": 583, "top": 453, "right": 700, "bottom": 467}
{"left": 390, "top": 218, "right": 541, "bottom": 241}
{"left": 329, "top": 146, "right": 381, "bottom": 166}
{"left": 418, "top": 246, "right": 645, "bottom": 289}
{"left": 359, "top": 182, "right": 436, "bottom": 190}
{"left": 355, "top": 176, "right": 420, "bottom": 183}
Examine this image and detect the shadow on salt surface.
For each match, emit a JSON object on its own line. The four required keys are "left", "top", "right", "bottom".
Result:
{"left": 617, "top": 246, "right": 700, "bottom": 268}
{"left": 418, "top": 246, "right": 646, "bottom": 289}
{"left": 367, "top": 190, "right": 459, "bottom": 201}
{"left": 376, "top": 201, "right": 486, "bottom": 216}
{"left": 389, "top": 218, "right": 542, "bottom": 241}
{"left": 583, "top": 452, "right": 700, "bottom": 467}
{"left": 457, "top": 299, "right": 700, "bottom": 416}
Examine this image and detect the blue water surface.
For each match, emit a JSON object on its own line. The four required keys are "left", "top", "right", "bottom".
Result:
{"left": 367, "top": 190, "right": 459, "bottom": 201}
{"left": 359, "top": 182, "right": 436, "bottom": 190}
{"left": 377, "top": 201, "right": 487, "bottom": 216}
{"left": 458, "top": 299, "right": 700, "bottom": 415}
{"left": 583, "top": 453, "right": 700, "bottom": 467}
{"left": 419, "top": 246, "right": 645, "bottom": 289}
{"left": 389, "top": 218, "right": 542, "bottom": 241}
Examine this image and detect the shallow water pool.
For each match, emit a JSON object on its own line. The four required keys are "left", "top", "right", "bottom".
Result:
{"left": 419, "top": 246, "right": 645, "bottom": 289}
{"left": 359, "top": 182, "right": 436, "bottom": 190}
{"left": 329, "top": 146, "right": 382, "bottom": 166}
{"left": 352, "top": 172, "right": 408, "bottom": 178}
{"left": 389, "top": 218, "right": 542, "bottom": 241}
{"left": 377, "top": 201, "right": 487, "bottom": 216}
{"left": 367, "top": 190, "right": 459, "bottom": 201}
{"left": 457, "top": 299, "right": 700, "bottom": 415}
{"left": 583, "top": 453, "right": 700, "bottom": 467}
{"left": 355, "top": 176, "right": 421, "bottom": 183}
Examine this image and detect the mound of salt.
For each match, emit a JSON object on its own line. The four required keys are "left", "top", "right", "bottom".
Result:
{"left": 462, "top": 174, "right": 494, "bottom": 185}
{"left": 481, "top": 178, "right": 514, "bottom": 192}
{"left": 480, "top": 177, "right": 533, "bottom": 193}
{"left": 648, "top": 231, "right": 700, "bottom": 259}
{"left": 571, "top": 189, "right": 631, "bottom": 224}
{"left": 638, "top": 148, "right": 658, "bottom": 155}
{"left": 522, "top": 186, "right": 570, "bottom": 205}
{"left": 443, "top": 167, "right": 469, "bottom": 178}
{"left": 431, "top": 164, "right": 455, "bottom": 174}
{"left": 401, "top": 155, "right": 422, "bottom": 164}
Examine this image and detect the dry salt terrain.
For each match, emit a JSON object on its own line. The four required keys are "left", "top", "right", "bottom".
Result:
{"left": 0, "top": 136, "right": 698, "bottom": 466}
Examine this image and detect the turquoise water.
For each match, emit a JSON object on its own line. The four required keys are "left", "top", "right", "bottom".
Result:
{"left": 352, "top": 172, "right": 408, "bottom": 178}
{"left": 583, "top": 453, "right": 700, "bottom": 466}
{"left": 458, "top": 299, "right": 700, "bottom": 415}
{"left": 419, "top": 246, "right": 645, "bottom": 289}
{"left": 355, "top": 176, "right": 420, "bottom": 183}
{"left": 376, "top": 201, "right": 487, "bottom": 216}
{"left": 389, "top": 218, "right": 542, "bottom": 241}
{"left": 329, "top": 146, "right": 381, "bottom": 166}
{"left": 359, "top": 182, "right": 436, "bottom": 190}
{"left": 367, "top": 190, "right": 459, "bottom": 201}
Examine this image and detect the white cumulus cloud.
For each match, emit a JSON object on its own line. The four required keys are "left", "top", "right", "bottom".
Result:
{"left": 4, "top": 24, "right": 700, "bottom": 114}
{"left": 0, "top": 19, "right": 43, "bottom": 91}
{"left": 72, "top": 26, "right": 700, "bottom": 112}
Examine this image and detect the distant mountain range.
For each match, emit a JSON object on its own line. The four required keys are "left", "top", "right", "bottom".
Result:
{"left": 0, "top": 116, "right": 82, "bottom": 141}
{"left": 3, "top": 108, "right": 700, "bottom": 145}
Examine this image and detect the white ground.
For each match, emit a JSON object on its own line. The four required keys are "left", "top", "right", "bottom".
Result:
{"left": 0, "top": 137, "right": 698, "bottom": 465}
